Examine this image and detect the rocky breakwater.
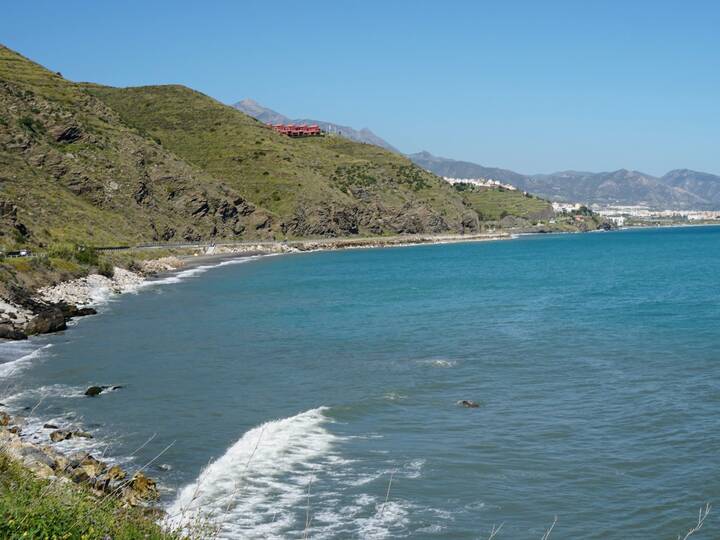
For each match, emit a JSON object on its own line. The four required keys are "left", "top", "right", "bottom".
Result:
{"left": 0, "top": 410, "right": 158, "bottom": 507}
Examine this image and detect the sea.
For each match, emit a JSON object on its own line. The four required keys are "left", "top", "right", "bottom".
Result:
{"left": 1, "top": 226, "right": 718, "bottom": 539}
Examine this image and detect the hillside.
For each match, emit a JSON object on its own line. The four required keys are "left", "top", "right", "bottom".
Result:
{"left": 0, "top": 45, "right": 494, "bottom": 250}
{"left": 234, "top": 98, "right": 400, "bottom": 153}
{"left": 0, "top": 45, "right": 274, "bottom": 249}
{"left": 409, "top": 151, "right": 720, "bottom": 209}
{"left": 86, "top": 86, "right": 479, "bottom": 237}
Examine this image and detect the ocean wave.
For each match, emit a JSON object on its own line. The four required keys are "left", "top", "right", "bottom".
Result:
{"left": 165, "top": 406, "right": 337, "bottom": 539}
{"left": 0, "top": 344, "right": 53, "bottom": 378}
{"left": 416, "top": 359, "right": 457, "bottom": 368}
{"left": 142, "top": 255, "right": 266, "bottom": 287}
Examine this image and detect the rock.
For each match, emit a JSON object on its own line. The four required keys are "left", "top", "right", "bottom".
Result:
{"left": 457, "top": 400, "right": 480, "bottom": 408}
{"left": 70, "top": 467, "right": 90, "bottom": 484}
{"left": 0, "top": 323, "right": 28, "bottom": 340}
{"left": 72, "top": 430, "right": 93, "bottom": 439}
{"left": 25, "top": 308, "right": 67, "bottom": 335}
{"left": 110, "top": 385, "right": 124, "bottom": 391}
{"left": 25, "top": 460, "right": 55, "bottom": 479}
{"left": 49, "top": 429, "right": 73, "bottom": 442}
{"left": 84, "top": 386, "right": 104, "bottom": 397}
{"left": 51, "top": 124, "right": 83, "bottom": 143}
{"left": 107, "top": 464, "right": 126, "bottom": 481}
{"left": 0, "top": 411, "right": 10, "bottom": 426}
{"left": 43, "top": 423, "right": 59, "bottom": 429}
{"left": 123, "top": 472, "right": 159, "bottom": 505}
{"left": 78, "top": 454, "right": 105, "bottom": 478}
{"left": 8, "top": 425, "right": 21, "bottom": 434}
{"left": 58, "top": 302, "right": 98, "bottom": 319}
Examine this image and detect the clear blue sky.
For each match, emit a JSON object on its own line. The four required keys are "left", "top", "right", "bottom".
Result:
{"left": 2, "top": 1, "right": 719, "bottom": 176}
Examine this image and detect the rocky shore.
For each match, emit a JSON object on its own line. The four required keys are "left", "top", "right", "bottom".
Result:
{"left": 0, "top": 257, "right": 186, "bottom": 341}
{"left": 0, "top": 409, "right": 158, "bottom": 507}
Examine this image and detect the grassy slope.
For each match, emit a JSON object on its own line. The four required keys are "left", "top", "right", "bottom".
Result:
{"left": 85, "top": 84, "right": 480, "bottom": 236}
{"left": 0, "top": 45, "right": 274, "bottom": 250}
{"left": 0, "top": 453, "right": 177, "bottom": 540}
{"left": 454, "top": 185, "right": 553, "bottom": 221}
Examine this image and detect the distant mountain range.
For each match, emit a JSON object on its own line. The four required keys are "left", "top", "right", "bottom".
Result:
{"left": 408, "top": 151, "right": 720, "bottom": 209}
{"left": 234, "top": 99, "right": 720, "bottom": 209}
{"left": 233, "top": 99, "right": 399, "bottom": 153}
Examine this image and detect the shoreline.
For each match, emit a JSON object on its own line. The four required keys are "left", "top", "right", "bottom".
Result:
{"left": 0, "top": 231, "right": 511, "bottom": 511}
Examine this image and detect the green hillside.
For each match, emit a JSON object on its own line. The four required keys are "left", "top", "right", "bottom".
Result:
{"left": 0, "top": 43, "right": 566, "bottom": 253}
{"left": 84, "top": 84, "right": 479, "bottom": 237}
{"left": 452, "top": 184, "right": 553, "bottom": 221}
{"left": 0, "top": 45, "right": 275, "bottom": 249}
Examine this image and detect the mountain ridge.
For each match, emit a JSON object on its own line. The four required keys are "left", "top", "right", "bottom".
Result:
{"left": 409, "top": 151, "right": 720, "bottom": 209}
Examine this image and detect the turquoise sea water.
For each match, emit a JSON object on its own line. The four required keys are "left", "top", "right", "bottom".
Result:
{"left": 1, "top": 226, "right": 719, "bottom": 538}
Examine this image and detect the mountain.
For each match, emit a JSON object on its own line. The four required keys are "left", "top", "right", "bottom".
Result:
{"left": 233, "top": 98, "right": 400, "bottom": 153}
{"left": 408, "top": 151, "right": 528, "bottom": 187}
{"left": 409, "top": 151, "right": 720, "bottom": 209}
{"left": 1, "top": 45, "right": 499, "bottom": 250}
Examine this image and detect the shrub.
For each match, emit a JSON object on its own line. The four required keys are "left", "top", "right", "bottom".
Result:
{"left": 97, "top": 258, "right": 115, "bottom": 278}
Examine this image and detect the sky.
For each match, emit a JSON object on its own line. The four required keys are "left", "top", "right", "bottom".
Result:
{"left": 2, "top": 1, "right": 719, "bottom": 176}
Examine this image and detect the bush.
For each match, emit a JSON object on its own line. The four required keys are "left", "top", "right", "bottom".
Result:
{"left": 47, "top": 243, "right": 99, "bottom": 266}
{"left": 97, "top": 258, "right": 115, "bottom": 278}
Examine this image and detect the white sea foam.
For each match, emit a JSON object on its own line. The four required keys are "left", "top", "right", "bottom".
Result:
{"left": 165, "top": 406, "right": 338, "bottom": 539}
{"left": 0, "top": 344, "right": 53, "bottom": 378}
{"left": 416, "top": 359, "right": 457, "bottom": 368}
{"left": 144, "top": 255, "right": 266, "bottom": 287}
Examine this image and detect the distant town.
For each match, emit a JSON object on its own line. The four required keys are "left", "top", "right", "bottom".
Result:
{"left": 442, "top": 177, "right": 720, "bottom": 227}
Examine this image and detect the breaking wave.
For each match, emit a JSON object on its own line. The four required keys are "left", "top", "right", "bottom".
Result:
{"left": 0, "top": 344, "right": 53, "bottom": 378}
{"left": 146, "top": 255, "right": 267, "bottom": 287}
{"left": 165, "top": 407, "right": 338, "bottom": 539}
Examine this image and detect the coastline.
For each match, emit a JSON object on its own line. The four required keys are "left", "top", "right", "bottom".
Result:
{"left": 0, "top": 231, "right": 511, "bottom": 511}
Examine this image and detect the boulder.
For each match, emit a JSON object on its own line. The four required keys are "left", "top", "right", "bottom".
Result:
{"left": 0, "top": 411, "right": 10, "bottom": 426}
{"left": 457, "top": 400, "right": 480, "bottom": 408}
{"left": 58, "top": 302, "right": 97, "bottom": 319}
{"left": 25, "top": 308, "right": 66, "bottom": 335}
{"left": 72, "top": 430, "right": 93, "bottom": 439}
{"left": 78, "top": 455, "right": 105, "bottom": 478}
{"left": 8, "top": 425, "right": 21, "bottom": 435}
{"left": 43, "top": 423, "right": 59, "bottom": 429}
{"left": 84, "top": 386, "right": 104, "bottom": 397}
{"left": 123, "top": 472, "right": 159, "bottom": 505}
{"left": 0, "top": 323, "right": 27, "bottom": 340}
{"left": 49, "top": 429, "right": 73, "bottom": 442}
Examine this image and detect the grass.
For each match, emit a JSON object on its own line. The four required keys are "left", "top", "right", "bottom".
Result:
{"left": 454, "top": 185, "right": 553, "bottom": 221}
{"left": 0, "top": 452, "right": 179, "bottom": 540}
{"left": 83, "top": 84, "right": 477, "bottom": 236}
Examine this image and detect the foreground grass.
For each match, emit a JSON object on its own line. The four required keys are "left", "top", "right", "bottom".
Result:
{"left": 0, "top": 453, "right": 178, "bottom": 540}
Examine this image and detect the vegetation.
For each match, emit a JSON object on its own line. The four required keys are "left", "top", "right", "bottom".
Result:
{"left": 454, "top": 184, "right": 553, "bottom": 221}
{"left": 0, "top": 453, "right": 178, "bottom": 540}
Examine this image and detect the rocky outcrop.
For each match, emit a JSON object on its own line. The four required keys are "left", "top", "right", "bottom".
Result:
{"left": 0, "top": 323, "right": 27, "bottom": 340}
{"left": 24, "top": 307, "right": 66, "bottom": 335}
{"left": 1, "top": 414, "right": 159, "bottom": 506}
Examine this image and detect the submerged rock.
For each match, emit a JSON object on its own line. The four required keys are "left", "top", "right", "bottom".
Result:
{"left": 84, "top": 386, "right": 104, "bottom": 397}
{"left": 457, "top": 400, "right": 480, "bottom": 408}
{"left": 50, "top": 429, "right": 73, "bottom": 442}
